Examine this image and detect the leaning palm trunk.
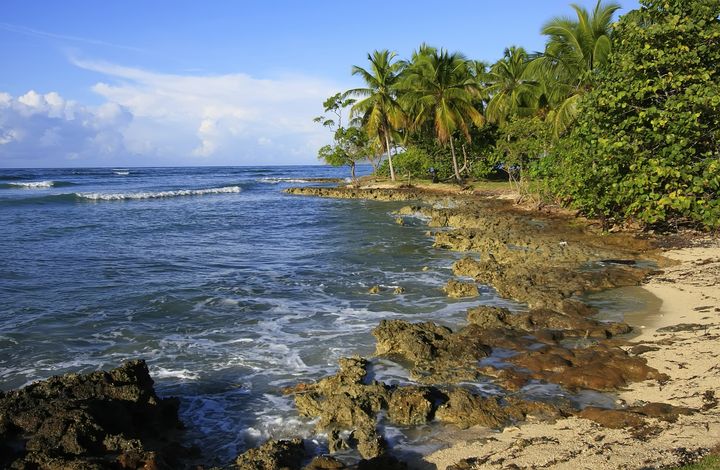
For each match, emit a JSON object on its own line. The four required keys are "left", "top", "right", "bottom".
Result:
{"left": 449, "top": 138, "right": 462, "bottom": 184}
{"left": 385, "top": 133, "right": 396, "bottom": 181}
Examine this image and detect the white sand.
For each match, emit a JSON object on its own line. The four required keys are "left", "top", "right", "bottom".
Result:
{"left": 425, "top": 238, "right": 720, "bottom": 469}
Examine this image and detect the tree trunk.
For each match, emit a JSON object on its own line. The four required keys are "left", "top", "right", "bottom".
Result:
{"left": 461, "top": 144, "right": 469, "bottom": 176}
{"left": 350, "top": 161, "right": 356, "bottom": 182}
{"left": 385, "top": 133, "right": 396, "bottom": 181}
{"left": 449, "top": 138, "right": 462, "bottom": 184}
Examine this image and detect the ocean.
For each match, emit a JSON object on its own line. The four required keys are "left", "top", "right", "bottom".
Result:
{"left": 1, "top": 165, "right": 531, "bottom": 462}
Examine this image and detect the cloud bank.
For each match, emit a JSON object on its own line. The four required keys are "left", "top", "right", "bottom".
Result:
{"left": 0, "top": 59, "right": 345, "bottom": 167}
{"left": 0, "top": 91, "right": 132, "bottom": 167}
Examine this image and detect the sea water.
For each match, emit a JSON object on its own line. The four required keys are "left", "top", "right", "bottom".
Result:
{"left": 0, "top": 165, "right": 527, "bottom": 463}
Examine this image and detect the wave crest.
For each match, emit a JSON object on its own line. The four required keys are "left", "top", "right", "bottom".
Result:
{"left": 4, "top": 181, "right": 55, "bottom": 189}
{"left": 76, "top": 186, "right": 242, "bottom": 201}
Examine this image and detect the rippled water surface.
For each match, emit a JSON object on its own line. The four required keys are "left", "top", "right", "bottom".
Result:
{"left": 2, "top": 166, "right": 534, "bottom": 463}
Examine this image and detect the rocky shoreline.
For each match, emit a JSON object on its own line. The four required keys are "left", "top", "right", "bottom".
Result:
{"left": 2, "top": 185, "right": 716, "bottom": 469}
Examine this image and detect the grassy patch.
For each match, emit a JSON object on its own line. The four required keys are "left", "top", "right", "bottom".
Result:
{"left": 676, "top": 455, "right": 720, "bottom": 469}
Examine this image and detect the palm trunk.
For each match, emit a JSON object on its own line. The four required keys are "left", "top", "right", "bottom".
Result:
{"left": 350, "top": 161, "right": 356, "bottom": 182}
{"left": 449, "top": 138, "right": 461, "bottom": 184}
{"left": 461, "top": 144, "right": 469, "bottom": 176}
{"left": 385, "top": 133, "right": 396, "bottom": 181}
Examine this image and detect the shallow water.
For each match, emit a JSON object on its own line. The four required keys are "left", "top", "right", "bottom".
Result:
{"left": 0, "top": 166, "right": 659, "bottom": 464}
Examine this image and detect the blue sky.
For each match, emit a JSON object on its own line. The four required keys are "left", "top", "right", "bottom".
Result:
{"left": 0, "top": 0, "right": 640, "bottom": 168}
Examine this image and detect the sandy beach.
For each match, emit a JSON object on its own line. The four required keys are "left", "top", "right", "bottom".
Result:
{"left": 426, "top": 238, "right": 720, "bottom": 469}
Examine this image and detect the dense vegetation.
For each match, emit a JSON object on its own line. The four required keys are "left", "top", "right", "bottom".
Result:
{"left": 314, "top": 0, "right": 720, "bottom": 229}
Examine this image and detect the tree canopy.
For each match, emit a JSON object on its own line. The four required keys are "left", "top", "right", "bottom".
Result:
{"left": 314, "top": 0, "right": 719, "bottom": 230}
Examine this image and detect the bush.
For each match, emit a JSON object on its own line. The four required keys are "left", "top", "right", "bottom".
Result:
{"left": 377, "top": 147, "right": 434, "bottom": 179}
{"left": 553, "top": 0, "right": 720, "bottom": 229}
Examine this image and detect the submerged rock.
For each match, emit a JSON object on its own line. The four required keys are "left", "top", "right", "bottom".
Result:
{"left": 0, "top": 360, "right": 188, "bottom": 470}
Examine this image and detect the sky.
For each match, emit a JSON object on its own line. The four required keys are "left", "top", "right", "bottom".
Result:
{"left": 0, "top": 0, "right": 641, "bottom": 168}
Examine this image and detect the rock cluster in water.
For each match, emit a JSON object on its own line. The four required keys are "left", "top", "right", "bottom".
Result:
{"left": 0, "top": 360, "right": 190, "bottom": 470}
{"left": 277, "top": 185, "right": 694, "bottom": 464}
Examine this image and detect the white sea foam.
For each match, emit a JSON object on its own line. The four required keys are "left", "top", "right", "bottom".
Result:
{"left": 152, "top": 367, "right": 200, "bottom": 381}
{"left": 76, "top": 186, "right": 241, "bottom": 201}
{"left": 258, "top": 177, "right": 313, "bottom": 184}
{"left": 9, "top": 180, "right": 55, "bottom": 188}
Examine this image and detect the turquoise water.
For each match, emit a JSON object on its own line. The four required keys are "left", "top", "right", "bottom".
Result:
{"left": 1, "top": 166, "right": 523, "bottom": 462}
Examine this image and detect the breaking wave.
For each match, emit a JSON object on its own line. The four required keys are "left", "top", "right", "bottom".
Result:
{"left": 76, "top": 186, "right": 242, "bottom": 201}
{"left": 1, "top": 181, "right": 77, "bottom": 189}
{"left": 258, "top": 177, "right": 314, "bottom": 184}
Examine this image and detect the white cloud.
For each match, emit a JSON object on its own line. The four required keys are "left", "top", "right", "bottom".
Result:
{"left": 0, "top": 58, "right": 349, "bottom": 167}
{"left": 70, "top": 58, "right": 346, "bottom": 165}
{"left": 0, "top": 90, "right": 132, "bottom": 167}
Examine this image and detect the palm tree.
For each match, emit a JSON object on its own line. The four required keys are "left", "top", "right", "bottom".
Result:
{"left": 533, "top": 0, "right": 621, "bottom": 135}
{"left": 401, "top": 50, "right": 484, "bottom": 183}
{"left": 345, "top": 50, "right": 405, "bottom": 181}
{"left": 483, "top": 46, "right": 539, "bottom": 125}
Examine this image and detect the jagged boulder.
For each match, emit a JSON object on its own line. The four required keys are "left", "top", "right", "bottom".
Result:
{"left": 387, "top": 386, "right": 440, "bottom": 426}
{"left": 444, "top": 279, "right": 479, "bottom": 298}
{"left": 236, "top": 438, "right": 307, "bottom": 470}
{"left": 0, "top": 360, "right": 187, "bottom": 470}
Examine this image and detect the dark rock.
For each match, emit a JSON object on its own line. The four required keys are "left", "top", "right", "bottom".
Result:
{"left": 355, "top": 454, "right": 408, "bottom": 470}
{"left": 235, "top": 438, "right": 307, "bottom": 470}
{"left": 0, "top": 360, "right": 185, "bottom": 470}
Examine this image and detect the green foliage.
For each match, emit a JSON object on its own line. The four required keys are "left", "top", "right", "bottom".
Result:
{"left": 554, "top": 0, "right": 720, "bottom": 228}
{"left": 491, "top": 117, "right": 553, "bottom": 200}
{"left": 317, "top": 126, "right": 370, "bottom": 179}
{"left": 531, "top": 0, "right": 621, "bottom": 136}
{"left": 314, "top": 93, "right": 369, "bottom": 179}
{"left": 484, "top": 47, "right": 539, "bottom": 125}
{"left": 400, "top": 49, "right": 484, "bottom": 182}
{"left": 377, "top": 147, "right": 433, "bottom": 179}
